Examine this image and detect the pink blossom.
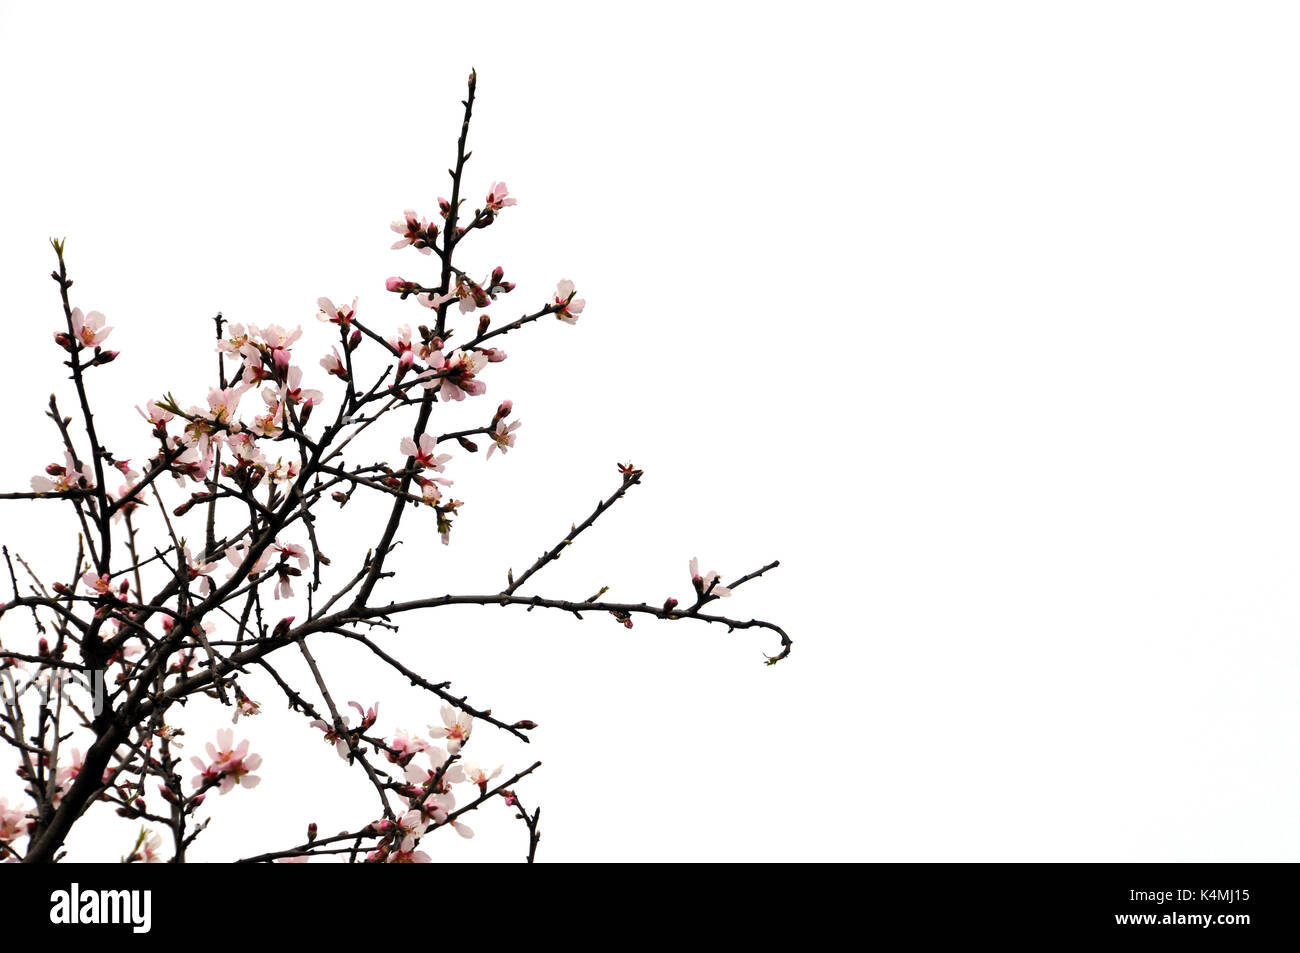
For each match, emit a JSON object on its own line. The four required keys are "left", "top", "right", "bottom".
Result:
{"left": 384, "top": 728, "right": 429, "bottom": 764}
{"left": 320, "top": 346, "right": 348, "bottom": 380}
{"left": 264, "top": 366, "right": 323, "bottom": 413}
{"left": 388, "top": 845, "right": 432, "bottom": 863}
{"left": 425, "top": 349, "right": 487, "bottom": 402}
{"left": 170, "top": 443, "right": 214, "bottom": 484}
{"left": 399, "top": 433, "right": 451, "bottom": 471}
{"left": 403, "top": 747, "right": 465, "bottom": 798}
{"left": 389, "top": 325, "right": 418, "bottom": 381}
{"left": 128, "top": 829, "right": 164, "bottom": 863}
{"left": 30, "top": 452, "right": 93, "bottom": 494}
{"left": 689, "top": 556, "right": 732, "bottom": 598}
{"left": 451, "top": 277, "right": 491, "bottom": 314}
{"left": 225, "top": 541, "right": 275, "bottom": 580}
{"left": 70, "top": 308, "right": 113, "bottom": 348}
{"left": 348, "top": 700, "right": 379, "bottom": 732}
{"left": 233, "top": 694, "right": 261, "bottom": 723}
{"left": 0, "top": 798, "right": 28, "bottom": 844}
{"left": 264, "top": 458, "right": 299, "bottom": 485}
{"left": 255, "top": 324, "right": 303, "bottom": 351}
{"left": 390, "top": 209, "right": 436, "bottom": 255}
{"left": 112, "top": 483, "right": 144, "bottom": 523}
{"left": 309, "top": 716, "right": 354, "bottom": 760}
{"left": 204, "top": 384, "right": 249, "bottom": 430}
{"left": 418, "top": 290, "right": 457, "bottom": 310}
{"left": 249, "top": 407, "right": 284, "bottom": 439}
{"left": 428, "top": 704, "right": 473, "bottom": 754}
{"left": 136, "top": 399, "right": 175, "bottom": 430}
{"left": 81, "top": 572, "right": 117, "bottom": 597}
{"left": 417, "top": 477, "right": 447, "bottom": 506}
{"left": 217, "top": 323, "right": 254, "bottom": 356}
{"left": 485, "top": 181, "right": 516, "bottom": 214}
{"left": 182, "top": 546, "right": 219, "bottom": 597}
{"left": 485, "top": 418, "right": 521, "bottom": 459}
{"left": 272, "top": 541, "right": 310, "bottom": 571}
{"left": 54, "top": 748, "right": 85, "bottom": 800}
{"left": 317, "top": 297, "right": 357, "bottom": 328}
{"left": 190, "top": 728, "right": 262, "bottom": 793}
{"left": 461, "top": 761, "right": 502, "bottom": 794}
{"left": 554, "top": 280, "right": 586, "bottom": 324}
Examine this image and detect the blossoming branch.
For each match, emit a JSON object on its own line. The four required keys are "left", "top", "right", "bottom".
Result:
{"left": 0, "top": 71, "right": 789, "bottom": 864}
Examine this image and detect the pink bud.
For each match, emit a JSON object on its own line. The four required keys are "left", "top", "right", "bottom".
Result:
{"left": 385, "top": 276, "right": 408, "bottom": 293}
{"left": 394, "top": 350, "right": 414, "bottom": 384}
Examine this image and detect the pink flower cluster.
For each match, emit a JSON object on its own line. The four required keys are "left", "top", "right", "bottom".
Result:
{"left": 189, "top": 728, "right": 262, "bottom": 795}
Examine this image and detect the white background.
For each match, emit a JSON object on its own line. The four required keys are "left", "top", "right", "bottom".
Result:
{"left": 1, "top": 1, "right": 1299, "bottom": 862}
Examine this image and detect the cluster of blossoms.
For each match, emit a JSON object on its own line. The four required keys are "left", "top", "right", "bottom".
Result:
{"left": 189, "top": 728, "right": 262, "bottom": 795}
{"left": 361, "top": 706, "right": 501, "bottom": 863}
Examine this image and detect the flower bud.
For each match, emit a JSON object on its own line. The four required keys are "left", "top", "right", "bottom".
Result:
{"left": 307, "top": 822, "right": 318, "bottom": 842}
{"left": 271, "top": 616, "right": 295, "bottom": 640}
{"left": 348, "top": 329, "right": 362, "bottom": 352}
{"left": 385, "top": 276, "right": 406, "bottom": 292}
{"left": 272, "top": 347, "right": 291, "bottom": 382}
{"left": 457, "top": 437, "right": 478, "bottom": 453}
